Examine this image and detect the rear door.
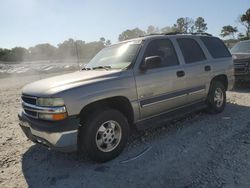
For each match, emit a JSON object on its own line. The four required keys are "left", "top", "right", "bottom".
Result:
{"left": 176, "top": 37, "right": 211, "bottom": 103}
{"left": 134, "top": 38, "right": 188, "bottom": 119}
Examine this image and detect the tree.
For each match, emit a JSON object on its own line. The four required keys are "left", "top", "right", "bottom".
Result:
{"left": 147, "top": 25, "right": 159, "bottom": 34}
{"left": 240, "top": 8, "right": 250, "bottom": 38}
{"left": 29, "top": 43, "right": 57, "bottom": 60}
{"left": 160, "top": 26, "right": 178, "bottom": 33}
{"left": 220, "top": 25, "right": 238, "bottom": 38}
{"left": 173, "top": 17, "right": 194, "bottom": 33}
{"left": 184, "top": 17, "right": 194, "bottom": 33}
{"left": 99, "top": 37, "right": 111, "bottom": 46}
{"left": 57, "top": 38, "right": 79, "bottom": 59}
{"left": 0, "top": 48, "right": 12, "bottom": 62}
{"left": 11, "top": 47, "right": 29, "bottom": 61}
{"left": 194, "top": 17, "right": 207, "bottom": 32}
{"left": 173, "top": 18, "right": 185, "bottom": 32}
{"left": 105, "top": 40, "right": 111, "bottom": 46}
{"left": 118, "top": 28, "right": 146, "bottom": 41}
{"left": 0, "top": 47, "right": 28, "bottom": 62}
{"left": 99, "top": 37, "right": 106, "bottom": 44}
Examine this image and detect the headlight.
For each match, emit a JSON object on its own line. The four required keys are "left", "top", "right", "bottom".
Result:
{"left": 37, "top": 98, "right": 65, "bottom": 107}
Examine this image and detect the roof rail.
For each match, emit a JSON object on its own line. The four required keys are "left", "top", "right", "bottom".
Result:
{"left": 190, "top": 32, "right": 213, "bottom": 36}
{"left": 139, "top": 33, "right": 162, "bottom": 37}
{"left": 140, "top": 32, "right": 183, "bottom": 37}
{"left": 139, "top": 32, "right": 213, "bottom": 38}
{"left": 163, "top": 31, "right": 183, "bottom": 35}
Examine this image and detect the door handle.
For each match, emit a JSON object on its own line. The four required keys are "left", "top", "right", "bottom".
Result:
{"left": 176, "top": 70, "right": 185, "bottom": 77}
{"left": 204, "top": 65, "right": 211, "bottom": 72}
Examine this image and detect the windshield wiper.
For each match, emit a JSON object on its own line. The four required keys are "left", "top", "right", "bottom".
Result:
{"left": 92, "top": 66, "right": 112, "bottom": 70}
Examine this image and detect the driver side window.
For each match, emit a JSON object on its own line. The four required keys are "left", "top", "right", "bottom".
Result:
{"left": 144, "top": 39, "right": 179, "bottom": 69}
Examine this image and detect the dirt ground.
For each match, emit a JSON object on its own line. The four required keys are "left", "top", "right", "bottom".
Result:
{"left": 0, "top": 73, "right": 250, "bottom": 188}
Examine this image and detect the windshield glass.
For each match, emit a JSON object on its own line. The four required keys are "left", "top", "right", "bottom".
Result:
{"left": 84, "top": 40, "right": 141, "bottom": 70}
{"left": 230, "top": 41, "right": 250, "bottom": 54}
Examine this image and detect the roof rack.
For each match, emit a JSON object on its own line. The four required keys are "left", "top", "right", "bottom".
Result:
{"left": 163, "top": 31, "right": 183, "bottom": 35}
{"left": 140, "top": 32, "right": 213, "bottom": 38}
{"left": 163, "top": 32, "right": 213, "bottom": 36}
{"left": 190, "top": 32, "right": 213, "bottom": 36}
{"left": 139, "top": 33, "right": 162, "bottom": 37}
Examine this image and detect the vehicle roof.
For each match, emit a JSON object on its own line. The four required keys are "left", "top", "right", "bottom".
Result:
{"left": 119, "top": 33, "right": 216, "bottom": 43}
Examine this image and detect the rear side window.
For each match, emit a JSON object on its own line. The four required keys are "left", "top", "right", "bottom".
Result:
{"left": 177, "top": 38, "right": 206, "bottom": 64}
{"left": 200, "top": 37, "right": 231, "bottom": 58}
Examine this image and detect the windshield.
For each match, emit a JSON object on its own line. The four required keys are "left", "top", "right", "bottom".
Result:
{"left": 230, "top": 41, "right": 250, "bottom": 54}
{"left": 84, "top": 40, "right": 141, "bottom": 70}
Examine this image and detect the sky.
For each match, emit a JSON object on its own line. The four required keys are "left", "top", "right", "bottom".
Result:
{"left": 0, "top": 0, "right": 249, "bottom": 49}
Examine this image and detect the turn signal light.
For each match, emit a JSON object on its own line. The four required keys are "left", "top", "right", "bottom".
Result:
{"left": 39, "top": 113, "right": 68, "bottom": 121}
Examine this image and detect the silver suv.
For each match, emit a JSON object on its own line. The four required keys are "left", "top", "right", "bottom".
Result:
{"left": 19, "top": 33, "right": 234, "bottom": 162}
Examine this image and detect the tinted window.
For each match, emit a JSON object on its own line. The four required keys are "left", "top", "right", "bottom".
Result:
{"left": 144, "top": 39, "right": 179, "bottom": 69}
{"left": 177, "top": 38, "right": 206, "bottom": 63}
{"left": 201, "top": 37, "right": 231, "bottom": 58}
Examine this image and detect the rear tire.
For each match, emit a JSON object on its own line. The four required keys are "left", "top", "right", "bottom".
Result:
{"left": 78, "top": 109, "right": 129, "bottom": 162}
{"left": 206, "top": 81, "right": 226, "bottom": 114}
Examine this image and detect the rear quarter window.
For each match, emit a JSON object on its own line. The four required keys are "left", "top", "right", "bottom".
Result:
{"left": 200, "top": 37, "right": 231, "bottom": 58}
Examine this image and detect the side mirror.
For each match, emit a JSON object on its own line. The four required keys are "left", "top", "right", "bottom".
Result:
{"left": 140, "top": 56, "right": 162, "bottom": 71}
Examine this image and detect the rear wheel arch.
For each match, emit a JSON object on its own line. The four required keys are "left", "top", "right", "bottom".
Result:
{"left": 210, "top": 74, "right": 228, "bottom": 90}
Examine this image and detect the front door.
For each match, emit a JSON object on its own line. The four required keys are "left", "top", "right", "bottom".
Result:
{"left": 134, "top": 38, "right": 188, "bottom": 120}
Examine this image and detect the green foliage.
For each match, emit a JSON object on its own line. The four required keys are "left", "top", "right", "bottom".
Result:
{"left": 117, "top": 17, "right": 207, "bottom": 42}
{"left": 99, "top": 37, "right": 111, "bottom": 46}
{"left": 147, "top": 25, "right": 160, "bottom": 34}
{"left": 173, "top": 17, "right": 194, "bottom": 33}
{"left": 0, "top": 38, "right": 110, "bottom": 63}
{"left": 220, "top": 25, "right": 238, "bottom": 38}
{"left": 29, "top": 43, "right": 57, "bottom": 60}
{"left": 194, "top": 17, "right": 207, "bottom": 32}
{"left": 0, "top": 47, "right": 28, "bottom": 62}
{"left": 4, "top": 8, "right": 250, "bottom": 63}
{"left": 160, "top": 26, "right": 177, "bottom": 33}
{"left": 240, "top": 8, "right": 250, "bottom": 37}
{"left": 118, "top": 28, "right": 146, "bottom": 41}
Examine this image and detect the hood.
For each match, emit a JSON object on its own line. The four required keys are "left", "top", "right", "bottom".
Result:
{"left": 232, "top": 53, "right": 250, "bottom": 61}
{"left": 22, "top": 70, "right": 122, "bottom": 97}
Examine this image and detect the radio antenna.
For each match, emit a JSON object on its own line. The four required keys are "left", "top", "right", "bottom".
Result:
{"left": 74, "top": 39, "right": 81, "bottom": 71}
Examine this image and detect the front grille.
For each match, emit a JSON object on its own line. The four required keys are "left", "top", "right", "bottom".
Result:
{"left": 21, "top": 95, "right": 38, "bottom": 118}
{"left": 22, "top": 95, "right": 37, "bottom": 105}
{"left": 24, "top": 109, "right": 38, "bottom": 118}
{"left": 234, "top": 62, "right": 249, "bottom": 75}
{"left": 21, "top": 95, "right": 67, "bottom": 120}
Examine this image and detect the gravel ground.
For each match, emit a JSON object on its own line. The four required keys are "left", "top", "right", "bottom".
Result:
{"left": 0, "top": 73, "right": 250, "bottom": 188}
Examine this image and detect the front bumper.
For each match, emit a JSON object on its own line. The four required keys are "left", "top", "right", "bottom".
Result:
{"left": 18, "top": 111, "right": 79, "bottom": 152}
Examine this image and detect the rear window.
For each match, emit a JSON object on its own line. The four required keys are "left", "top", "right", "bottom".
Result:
{"left": 200, "top": 37, "right": 231, "bottom": 58}
{"left": 177, "top": 38, "right": 206, "bottom": 64}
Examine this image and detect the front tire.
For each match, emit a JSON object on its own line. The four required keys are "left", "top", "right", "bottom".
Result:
{"left": 79, "top": 109, "right": 129, "bottom": 162}
{"left": 206, "top": 81, "right": 226, "bottom": 114}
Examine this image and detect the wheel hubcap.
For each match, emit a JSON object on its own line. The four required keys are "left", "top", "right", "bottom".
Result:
{"left": 214, "top": 88, "right": 224, "bottom": 108}
{"left": 95, "top": 120, "right": 122, "bottom": 152}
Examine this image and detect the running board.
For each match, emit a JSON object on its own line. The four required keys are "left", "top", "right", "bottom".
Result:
{"left": 136, "top": 101, "right": 207, "bottom": 131}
